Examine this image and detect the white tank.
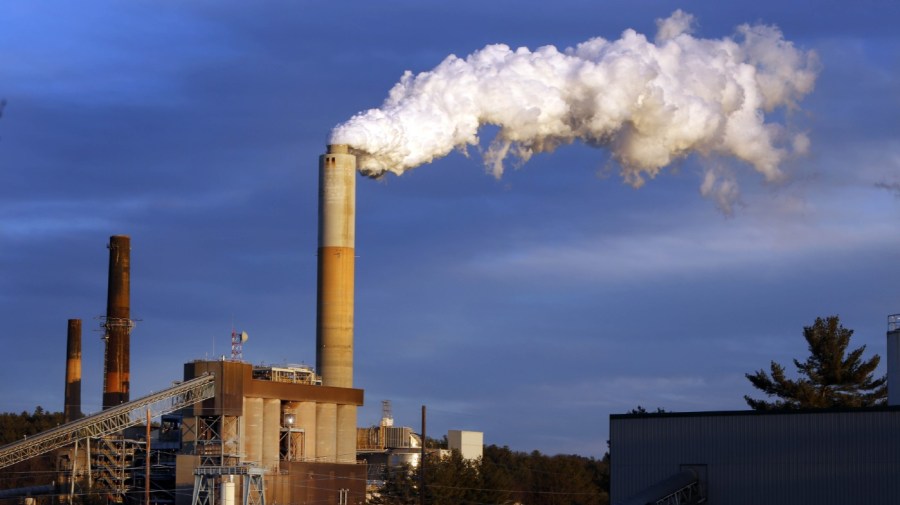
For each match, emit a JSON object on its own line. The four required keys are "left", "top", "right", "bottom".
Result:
{"left": 221, "top": 479, "right": 235, "bottom": 505}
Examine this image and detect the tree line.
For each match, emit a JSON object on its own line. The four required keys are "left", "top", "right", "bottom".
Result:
{"left": 0, "top": 407, "right": 65, "bottom": 490}
{"left": 372, "top": 444, "right": 610, "bottom": 505}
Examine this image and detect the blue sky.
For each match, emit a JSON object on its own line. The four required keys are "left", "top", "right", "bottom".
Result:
{"left": 1, "top": 1, "right": 899, "bottom": 457}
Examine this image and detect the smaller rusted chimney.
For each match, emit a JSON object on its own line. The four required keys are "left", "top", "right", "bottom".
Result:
{"left": 64, "top": 319, "right": 82, "bottom": 423}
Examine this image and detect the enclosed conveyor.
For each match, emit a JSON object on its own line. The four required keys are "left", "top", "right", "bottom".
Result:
{"left": 0, "top": 374, "right": 215, "bottom": 471}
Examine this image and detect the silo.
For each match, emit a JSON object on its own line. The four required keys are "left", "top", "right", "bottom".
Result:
{"left": 243, "top": 397, "right": 264, "bottom": 465}
{"left": 336, "top": 404, "right": 357, "bottom": 464}
{"left": 262, "top": 399, "right": 280, "bottom": 471}
{"left": 315, "top": 403, "right": 337, "bottom": 462}
{"left": 295, "top": 402, "right": 316, "bottom": 461}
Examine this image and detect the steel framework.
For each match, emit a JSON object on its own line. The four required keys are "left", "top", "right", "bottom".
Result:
{"left": 191, "top": 466, "right": 266, "bottom": 505}
{"left": 0, "top": 374, "right": 215, "bottom": 470}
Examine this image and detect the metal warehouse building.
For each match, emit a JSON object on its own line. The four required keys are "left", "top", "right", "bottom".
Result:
{"left": 611, "top": 316, "right": 900, "bottom": 505}
{"left": 610, "top": 407, "right": 900, "bottom": 504}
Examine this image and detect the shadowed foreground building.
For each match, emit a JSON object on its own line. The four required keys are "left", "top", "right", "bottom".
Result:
{"left": 611, "top": 407, "right": 900, "bottom": 504}
{"left": 610, "top": 316, "right": 900, "bottom": 505}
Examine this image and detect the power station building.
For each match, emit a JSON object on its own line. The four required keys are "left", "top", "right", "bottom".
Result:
{"left": 0, "top": 145, "right": 368, "bottom": 505}
{"left": 176, "top": 144, "right": 367, "bottom": 504}
{"left": 175, "top": 360, "right": 365, "bottom": 505}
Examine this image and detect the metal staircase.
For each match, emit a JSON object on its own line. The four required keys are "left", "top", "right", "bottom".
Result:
{"left": 619, "top": 469, "right": 705, "bottom": 505}
{"left": 0, "top": 374, "right": 215, "bottom": 470}
{"left": 93, "top": 437, "right": 134, "bottom": 495}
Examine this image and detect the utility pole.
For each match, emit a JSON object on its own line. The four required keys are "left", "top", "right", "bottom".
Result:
{"left": 420, "top": 405, "right": 426, "bottom": 505}
{"left": 145, "top": 409, "right": 151, "bottom": 505}
{"left": 69, "top": 440, "right": 78, "bottom": 505}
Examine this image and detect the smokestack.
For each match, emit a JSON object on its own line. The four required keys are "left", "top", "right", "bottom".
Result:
{"left": 888, "top": 314, "right": 900, "bottom": 406}
{"left": 64, "top": 319, "right": 82, "bottom": 423}
{"left": 102, "top": 235, "right": 132, "bottom": 409}
{"left": 316, "top": 144, "right": 356, "bottom": 388}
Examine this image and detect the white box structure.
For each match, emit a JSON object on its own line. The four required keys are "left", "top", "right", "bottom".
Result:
{"left": 447, "top": 430, "right": 483, "bottom": 461}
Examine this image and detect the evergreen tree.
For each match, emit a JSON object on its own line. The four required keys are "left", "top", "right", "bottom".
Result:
{"left": 0, "top": 407, "right": 65, "bottom": 489}
{"left": 369, "top": 463, "right": 419, "bottom": 505}
{"left": 372, "top": 445, "right": 610, "bottom": 505}
{"left": 744, "top": 315, "right": 887, "bottom": 410}
{"left": 425, "top": 451, "right": 480, "bottom": 505}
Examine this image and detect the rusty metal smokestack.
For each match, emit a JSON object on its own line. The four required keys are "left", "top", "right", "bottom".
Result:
{"left": 102, "top": 235, "right": 132, "bottom": 409}
{"left": 64, "top": 319, "right": 82, "bottom": 423}
{"left": 316, "top": 144, "right": 356, "bottom": 388}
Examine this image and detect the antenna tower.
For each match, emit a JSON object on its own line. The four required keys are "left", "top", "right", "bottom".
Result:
{"left": 231, "top": 328, "right": 248, "bottom": 361}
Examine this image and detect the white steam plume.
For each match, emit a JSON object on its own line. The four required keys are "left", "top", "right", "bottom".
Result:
{"left": 331, "top": 11, "right": 818, "bottom": 205}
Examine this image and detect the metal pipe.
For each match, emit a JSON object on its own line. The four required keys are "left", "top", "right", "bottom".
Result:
{"left": 0, "top": 483, "right": 58, "bottom": 499}
{"left": 146, "top": 409, "right": 151, "bottom": 505}
{"left": 103, "top": 235, "right": 132, "bottom": 409}
{"left": 69, "top": 440, "right": 77, "bottom": 504}
{"left": 64, "top": 319, "right": 82, "bottom": 423}
{"left": 316, "top": 145, "right": 356, "bottom": 388}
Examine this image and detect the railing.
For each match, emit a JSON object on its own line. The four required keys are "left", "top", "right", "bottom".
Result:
{"left": 655, "top": 480, "right": 704, "bottom": 505}
{"left": 0, "top": 374, "right": 215, "bottom": 470}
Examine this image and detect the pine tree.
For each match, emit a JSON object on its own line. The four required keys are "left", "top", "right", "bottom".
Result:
{"left": 369, "top": 463, "right": 419, "bottom": 505}
{"left": 744, "top": 315, "right": 887, "bottom": 410}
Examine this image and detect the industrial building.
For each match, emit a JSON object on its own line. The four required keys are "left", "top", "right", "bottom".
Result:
{"left": 0, "top": 145, "right": 368, "bottom": 505}
{"left": 447, "top": 431, "right": 483, "bottom": 462}
{"left": 610, "top": 315, "right": 900, "bottom": 505}
{"left": 355, "top": 401, "right": 483, "bottom": 500}
{"left": 176, "top": 359, "right": 365, "bottom": 505}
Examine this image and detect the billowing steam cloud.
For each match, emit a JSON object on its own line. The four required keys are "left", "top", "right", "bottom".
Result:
{"left": 331, "top": 11, "right": 818, "bottom": 208}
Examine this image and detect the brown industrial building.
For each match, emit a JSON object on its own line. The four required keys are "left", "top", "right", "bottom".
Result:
{"left": 176, "top": 360, "right": 366, "bottom": 505}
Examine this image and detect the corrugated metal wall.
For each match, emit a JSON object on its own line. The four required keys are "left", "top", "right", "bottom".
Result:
{"left": 610, "top": 408, "right": 900, "bottom": 505}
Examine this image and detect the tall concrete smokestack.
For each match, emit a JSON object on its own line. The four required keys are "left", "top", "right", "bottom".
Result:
{"left": 102, "top": 235, "right": 132, "bottom": 409}
{"left": 316, "top": 144, "right": 356, "bottom": 388}
{"left": 64, "top": 319, "right": 82, "bottom": 423}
